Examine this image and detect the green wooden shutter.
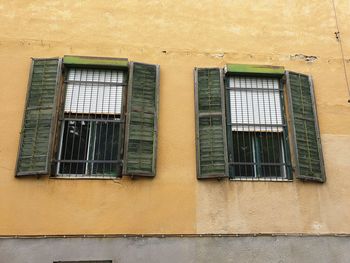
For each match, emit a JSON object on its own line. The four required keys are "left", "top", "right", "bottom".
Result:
{"left": 194, "top": 68, "right": 228, "bottom": 179}
{"left": 123, "top": 62, "right": 159, "bottom": 177}
{"left": 16, "top": 58, "right": 61, "bottom": 176}
{"left": 286, "top": 71, "right": 326, "bottom": 182}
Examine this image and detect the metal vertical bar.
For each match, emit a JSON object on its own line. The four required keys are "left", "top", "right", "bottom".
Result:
{"left": 244, "top": 76, "right": 253, "bottom": 178}
{"left": 102, "top": 70, "right": 112, "bottom": 176}
{"left": 265, "top": 78, "right": 274, "bottom": 180}
{"left": 250, "top": 77, "right": 257, "bottom": 178}
{"left": 98, "top": 71, "right": 107, "bottom": 176}
{"left": 254, "top": 77, "right": 262, "bottom": 179}
{"left": 238, "top": 76, "right": 247, "bottom": 179}
{"left": 106, "top": 69, "right": 114, "bottom": 176}
{"left": 64, "top": 69, "right": 82, "bottom": 176}
{"left": 72, "top": 68, "right": 85, "bottom": 176}
{"left": 117, "top": 70, "right": 127, "bottom": 177}
{"left": 85, "top": 69, "right": 96, "bottom": 175}
{"left": 95, "top": 69, "right": 104, "bottom": 175}
{"left": 225, "top": 76, "right": 234, "bottom": 178}
{"left": 279, "top": 78, "right": 291, "bottom": 179}
{"left": 74, "top": 69, "right": 89, "bottom": 176}
{"left": 271, "top": 78, "right": 281, "bottom": 180}
{"left": 232, "top": 77, "right": 241, "bottom": 179}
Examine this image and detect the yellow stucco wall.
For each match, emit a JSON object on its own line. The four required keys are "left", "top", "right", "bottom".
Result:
{"left": 0, "top": 0, "right": 349, "bottom": 235}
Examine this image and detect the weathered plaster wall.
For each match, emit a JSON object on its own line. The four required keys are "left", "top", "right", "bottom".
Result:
{"left": 0, "top": 0, "right": 349, "bottom": 235}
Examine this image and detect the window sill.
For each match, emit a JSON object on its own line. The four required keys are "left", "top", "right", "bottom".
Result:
{"left": 229, "top": 178, "right": 293, "bottom": 182}
{"left": 50, "top": 175, "right": 121, "bottom": 180}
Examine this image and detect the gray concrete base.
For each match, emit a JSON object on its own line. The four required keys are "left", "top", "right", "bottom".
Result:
{"left": 0, "top": 236, "right": 350, "bottom": 263}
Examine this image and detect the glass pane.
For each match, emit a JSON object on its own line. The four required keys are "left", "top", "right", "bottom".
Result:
{"left": 232, "top": 131, "right": 254, "bottom": 177}
{"left": 92, "top": 122, "right": 120, "bottom": 175}
{"left": 258, "top": 132, "right": 284, "bottom": 177}
{"left": 59, "top": 120, "right": 90, "bottom": 174}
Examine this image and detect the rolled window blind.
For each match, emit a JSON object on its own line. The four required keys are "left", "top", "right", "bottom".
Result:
{"left": 229, "top": 77, "right": 282, "bottom": 132}
{"left": 64, "top": 68, "right": 124, "bottom": 114}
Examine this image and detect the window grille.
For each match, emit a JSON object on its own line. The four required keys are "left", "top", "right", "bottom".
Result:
{"left": 56, "top": 68, "right": 125, "bottom": 178}
{"left": 227, "top": 76, "right": 291, "bottom": 180}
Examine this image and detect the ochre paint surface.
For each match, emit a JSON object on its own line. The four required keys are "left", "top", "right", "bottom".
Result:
{"left": 0, "top": 0, "right": 349, "bottom": 235}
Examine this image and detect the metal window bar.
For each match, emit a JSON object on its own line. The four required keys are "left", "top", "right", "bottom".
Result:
{"left": 227, "top": 76, "right": 291, "bottom": 181}
{"left": 55, "top": 67, "right": 125, "bottom": 178}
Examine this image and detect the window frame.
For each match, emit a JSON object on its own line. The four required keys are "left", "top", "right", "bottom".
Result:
{"left": 224, "top": 73, "right": 293, "bottom": 181}
{"left": 52, "top": 63, "right": 129, "bottom": 179}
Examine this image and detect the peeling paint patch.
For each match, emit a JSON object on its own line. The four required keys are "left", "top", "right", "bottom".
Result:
{"left": 290, "top": 54, "right": 318, "bottom": 63}
{"left": 210, "top": 53, "right": 225, "bottom": 59}
{"left": 311, "top": 221, "right": 327, "bottom": 233}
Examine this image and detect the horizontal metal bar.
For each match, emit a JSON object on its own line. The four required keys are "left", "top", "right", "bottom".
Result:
{"left": 230, "top": 178, "right": 292, "bottom": 182}
{"left": 55, "top": 160, "right": 122, "bottom": 164}
{"left": 60, "top": 117, "right": 123, "bottom": 123}
{"left": 229, "top": 161, "right": 288, "bottom": 166}
{"left": 65, "top": 80, "right": 127, "bottom": 86}
{"left": 53, "top": 175, "right": 119, "bottom": 180}
{"left": 227, "top": 123, "right": 286, "bottom": 127}
{"left": 226, "top": 87, "right": 283, "bottom": 92}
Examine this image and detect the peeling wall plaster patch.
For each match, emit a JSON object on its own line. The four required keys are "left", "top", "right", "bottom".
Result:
{"left": 290, "top": 53, "right": 318, "bottom": 62}
{"left": 311, "top": 221, "right": 325, "bottom": 232}
{"left": 211, "top": 53, "right": 225, "bottom": 58}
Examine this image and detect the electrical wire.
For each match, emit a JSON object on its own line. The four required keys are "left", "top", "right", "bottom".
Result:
{"left": 331, "top": 0, "right": 350, "bottom": 102}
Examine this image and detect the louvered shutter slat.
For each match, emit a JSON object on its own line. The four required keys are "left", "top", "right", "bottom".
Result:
{"left": 16, "top": 58, "right": 61, "bottom": 176}
{"left": 286, "top": 71, "right": 326, "bottom": 182}
{"left": 195, "top": 68, "right": 228, "bottom": 179}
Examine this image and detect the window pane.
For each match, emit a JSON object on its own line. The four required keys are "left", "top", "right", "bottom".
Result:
{"left": 92, "top": 122, "right": 120, "bottom": 175}
{"left": 232, "top": 131, "right": 254, "bottom": 177}
{"left": 259, "top": 132, "right": 284, "bottom": 178}
{"left": 59, "top": 120, "right": 90, "bottom": 174}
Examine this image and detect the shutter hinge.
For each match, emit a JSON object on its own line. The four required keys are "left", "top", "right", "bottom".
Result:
{"left": 282, "top": 75, "right": 287, "bottom": 84}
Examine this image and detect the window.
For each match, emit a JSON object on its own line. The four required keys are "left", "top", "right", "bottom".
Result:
{"left": 16, "top": 56, "right": 159, "bottom": 178}
{"left": 226, "top": 76, "right": 291, "bottom": 180}
{"left": 194, "top": 65, "right": 326, "bottom": 182}
{"left": 57, "top": 68, "right": 125, "bottom": 177}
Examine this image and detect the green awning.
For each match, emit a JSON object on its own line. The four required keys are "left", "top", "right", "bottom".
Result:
{"left": 63, "top": 55, "right": 128, "bottom": 68}
{"left": 225, "top": 64, "right": 285, "bottom": 75}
